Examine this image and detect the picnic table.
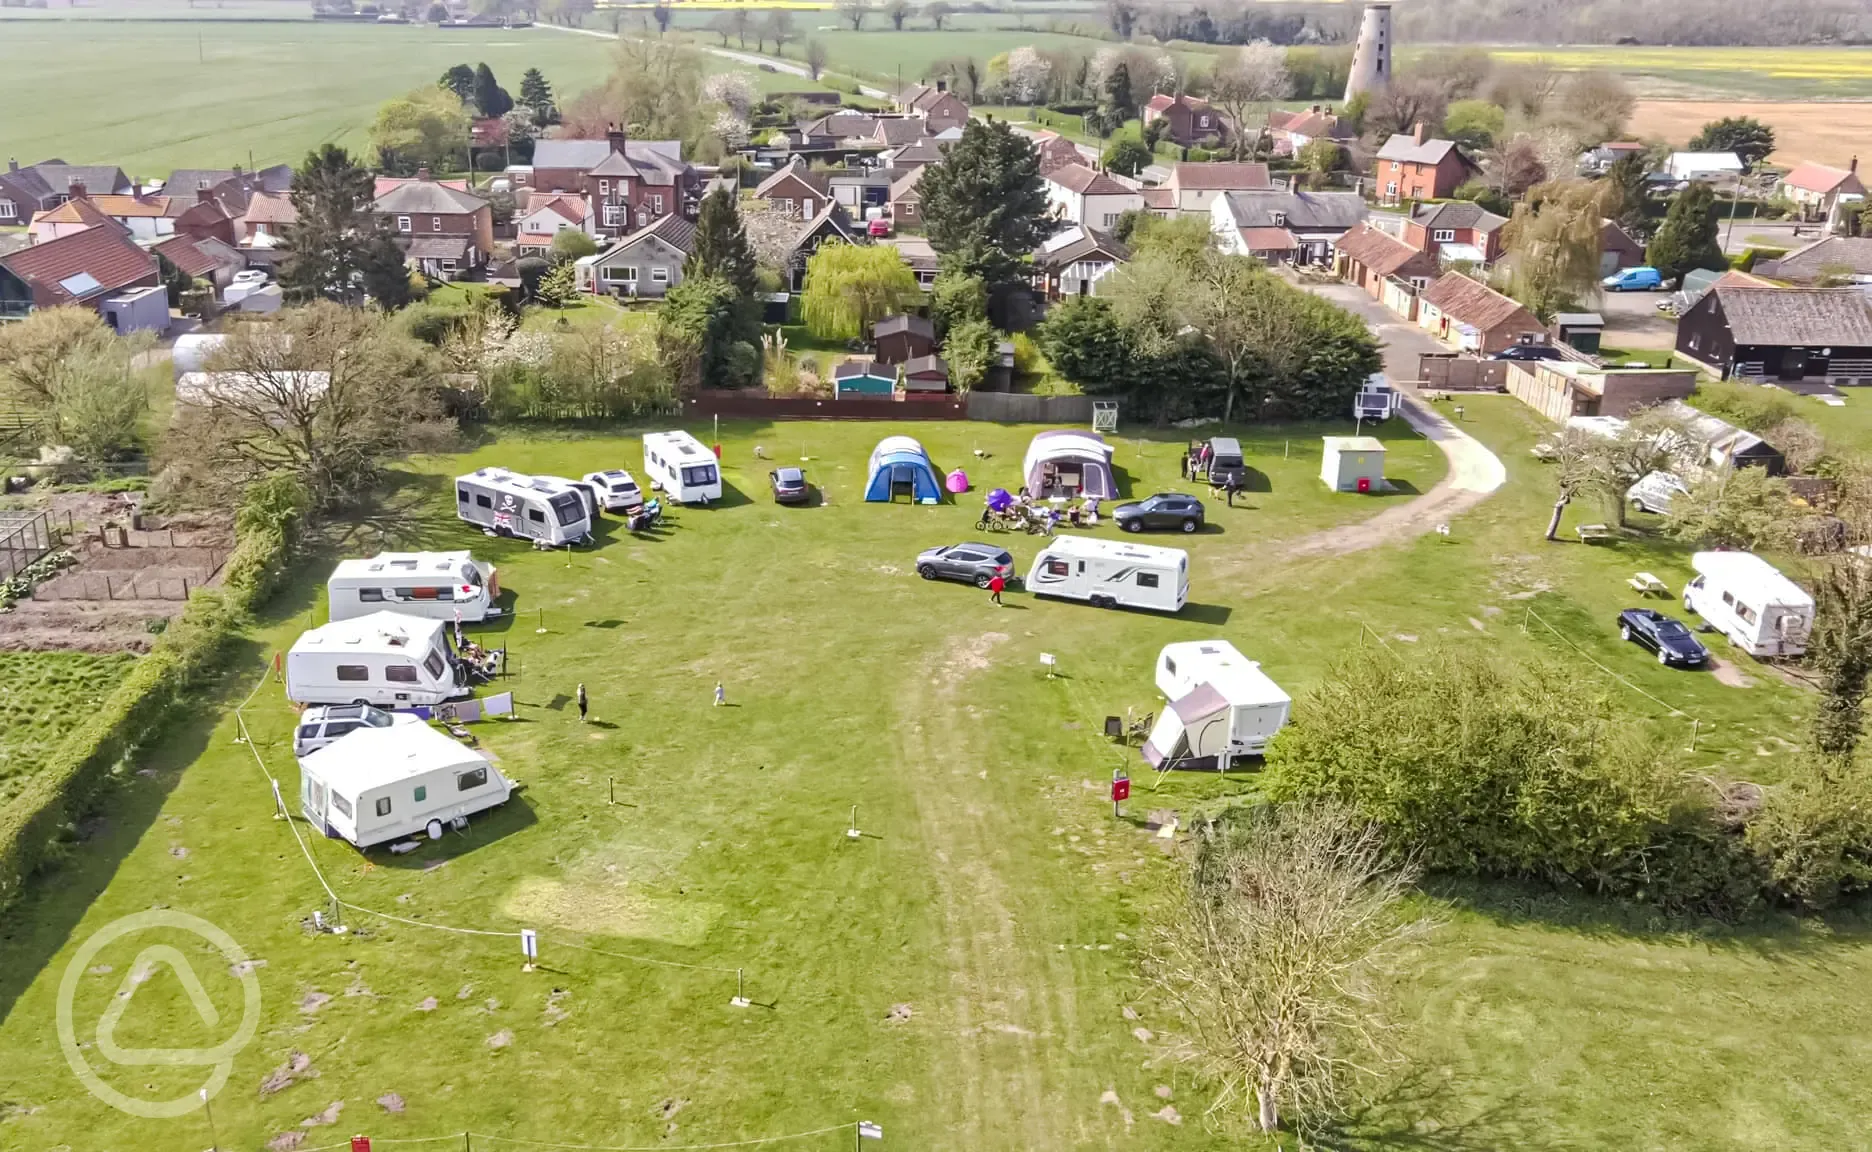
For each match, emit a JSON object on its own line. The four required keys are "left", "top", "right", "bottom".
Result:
{"left": 1576, "top": 523, "right": 1612, "bottom": 544}
{"left": 1629, "top": 571, "right": 1669, "bottom": 597}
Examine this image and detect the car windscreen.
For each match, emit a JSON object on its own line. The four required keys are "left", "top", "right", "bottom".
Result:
{"left": 549, "top": 492, "right": 585, "bottom": 526}
{"left": 362, "top": 708, "right": 394, "bottom": 728}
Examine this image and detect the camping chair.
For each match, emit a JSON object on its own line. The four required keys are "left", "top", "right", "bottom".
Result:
{"left": 1126, "top": 711, "right": 1155, "bottom": 745}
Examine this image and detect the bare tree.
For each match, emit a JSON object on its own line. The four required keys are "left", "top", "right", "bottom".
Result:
{"left": 1554, "top": 68, "right": 1635, "bottom": 147}
{"left": 706, "top": 11, "right": 734, "bottom": 46}
{"left": 924, "top": 0, "right": 951, "bottom": 29}
{"left": 1486, "top": 134, "right": 1549, "bottom": 197}
{"left": 1209, "top": 41, "right": 1289, "bottom": 160}
{"left": 1147, "top": 803, "right": 1427, "bottom": 1135}
{"left": 805, "top": 39, "right": 828, "bottom": 82}
{"left": 882, "top": 0, "right": 909, "bottom": 30}
{"left": 763, "top": 10, "right": 795, "bottom": 54}
{"left": 1363, "top": 76, "right": 1448, "bottom": 144}
{"left": 1766, "top": 417, "right": 1827, "bottom": 476}
{"left": 836, "top": 0, "right": 871, "bottom": 31}
{"left": 1541, "top": 408, "right": 1699, "bottom": 538}
{"left": 728, "top": 6, "right": 750, "bottom": 47}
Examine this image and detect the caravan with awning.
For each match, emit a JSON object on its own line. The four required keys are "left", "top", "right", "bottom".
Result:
{"left": 1142, "top": 640, "right": 1291, "bottom": 772}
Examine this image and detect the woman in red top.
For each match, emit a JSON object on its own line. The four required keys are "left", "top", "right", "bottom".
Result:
{"left": 988, "top": 574, "right": 1005, "bottom": 606}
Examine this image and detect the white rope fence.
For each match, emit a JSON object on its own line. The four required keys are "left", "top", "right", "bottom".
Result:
{"left": 299, "top": 1124, "right": 862, "bottom": 1152}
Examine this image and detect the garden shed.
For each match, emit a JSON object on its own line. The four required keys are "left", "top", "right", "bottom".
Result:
{"left": 833, "top": 358, "right": 896, "bottom": 397}
{"left": 865, "top": 436, "right": 943, "bottom": 503}
{"left": 1553, "top": 312, "right": 1604, "bottom": 354}
{"left": 1320, "top": 436, "right": 1386, "bottom": 492}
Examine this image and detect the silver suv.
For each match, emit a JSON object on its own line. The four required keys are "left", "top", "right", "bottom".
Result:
{"left": 293, "top": 703, "right": 416, "bottom": 758}
{"left": 916, "top": 542, "right": 1017, "bottom": 588}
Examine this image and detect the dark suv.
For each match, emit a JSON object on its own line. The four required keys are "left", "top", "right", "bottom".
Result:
{"left": 916, "top": 542, "right": 1017, "bottom": 588}
{"left": 1115, "top": 493, "right": 1206, "bottom": 534}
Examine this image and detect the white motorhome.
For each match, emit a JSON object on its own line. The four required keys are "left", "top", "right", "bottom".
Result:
{"left": 327, "top": 552, "right": 499, "bottom": 624}
{"left": 642, "top": 431, "right": 722, "bottom": 504}
{"left": 1144, "top": 640, "right": 1291, "bottom": 770}
{"left": 1026, "top": 536, "right": 1188, "bottom": 613}
{"left": 454, "top": 467, "right": 593, "bottom": 548}
{"left": 299, "top": 722, "right": 514, "bottom": 849}
{"left": 1683, "top": 551, "right": 1815, "bottom": 658}
{"left": 286, "top": 612, "right": 469, "bottom": 707}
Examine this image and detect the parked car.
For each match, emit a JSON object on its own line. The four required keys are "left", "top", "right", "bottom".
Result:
{"left": 293, "top": 703, "right": 418, "bottom": 759}
{"left": 1603, "top": 266, "right": 1664, "bottom": 292}
{"left": 1115, "top": 493, "right": 1206, "bottom": 534}
{"left": 770, "top": 466, "right": 809, "bottom": 504}
{"left": 582, "top": 469, "right": 644, "bottom": 512}
{"left": 1618, "top": 608, "right": 1709, "bottom": 667}
{"left": 916, "top": 542, "right": 1017, "bottom": 588}
{"left": 1627, "top": 470, "right": 1689, "bottom": 516}
{"left": 867, "top": 217, "right": 892, "bottom": 237}
{"left": 1491, "top": 345, "right": 1567, "bottom": 362}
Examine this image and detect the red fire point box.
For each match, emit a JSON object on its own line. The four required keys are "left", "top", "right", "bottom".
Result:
{"left": 1112, "top": 776, "right": 1130, "bottom": 803}
{"left": 351, "top": 1138, "right": 372, "bottom": 1152}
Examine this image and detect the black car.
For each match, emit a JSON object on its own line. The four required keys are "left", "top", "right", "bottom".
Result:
{"left": 1115, "top": 493, "right": 1206, "bottom": 534}
{"left": 916, "top": 542, "right": 1016, "bottom": 588}
{"left": 770, "top": 466, "right": 809, "bottom": 505}
{"left": 1618, "top": 608, "right": 1709, "bottom": 666}
{"left": 1491, "top": 345, "right": 1567, "bottom": 362}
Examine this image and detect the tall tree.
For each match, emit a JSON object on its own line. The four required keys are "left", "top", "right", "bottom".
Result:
{"left": 1646, "top": 180, "right": 1727, "bottom": 283}
{"left": 764, "top": 10, "right": 795, "bottom": 53}
{"left": 360, "top": 229, "right": 415, "bottom": 309}
{"left": 1811, "top": 558, "right": 1872, "bottom": 763}
{"left": 518, "top": 67, "right": 554, "bottom": 121}
{"left": 728, "top": 6, "right": 751, "bottom": 46}
{"left": 0, "top": 308, "right": 150, "bottom": 464}
{"left": 924, "top": 0, "right": 951, "bottom": 29}
{"left": 279, "top": 144, "right": 378, "bottom": 305}
{"left": 1209, "top": 41, "right": 1288, "bottom": 159}
{"left": 1689, "top": 115, "right": 1777, "bottom": 169}
{"left": 439, "top": 63, "right": 476, "bottom": 103}
{"left": 836, "top": 0, "right": 871, "bottom": 30}
{"left": 800, "top": 242, "right": 919, "bottom": 341}
{"left": 917, "top": 119, "right": 1051, "bottom": 317}
{"left": 882, "top": 0, "right": 909, "bottom": 29}
{"left": 1363, "top": 76, "right": 1448, "bottom": 144}
{"left": 370, "top": 86, "right": 472, "bottom": 174}
{"left": 473, "top": 62, "right": 513, "bottom": 117}
{"left": 685, "top": 186, "right": 759, "bottom": 299}
{"left": 1602, "top": 152, "right": 1652, "bottom": 238}
{"left": 1102, "top": 59, "right": 1134, "bottom": 122}
{"left": 805, "top": 39, "right": 828, "bottom": 81}
{"left": 1505, "top": 180, "right": 1607, "bottom": 321}
{"left": 1554, "top": 69, "right": 1634, "bottom": 147}
{"left": 658, "top": 275, "right": 760, "bottom": 390}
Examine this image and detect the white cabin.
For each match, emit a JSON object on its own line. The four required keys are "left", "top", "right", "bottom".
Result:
{"left": 1026, "top": 535, "right": 1188, "bottom": 613}
{"left": 1683, "top": 551, "right": 1814, "bottom": 658}
{"left": 327, "top": 552, "right": 499, "bottom": 624}
{"left": 286, "top": 612, "right": 468, "bottom": 707}
{"left": 299, "top": 722, "right": 513, "bottom": 849}
{"left": 642, "top": 431, "right": 722, "bottom": 504}
{"left": 1144, "top": 640, "right": 1291, "bottom": 770}
{"left": 454, "top": 467, "right": 593, "bottom": 548}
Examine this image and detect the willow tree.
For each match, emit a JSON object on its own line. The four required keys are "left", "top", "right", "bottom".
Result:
{"left": 1505, "top": 180, "right": 1607, "bottom": 322}
{"left": 799, "top": 241, "right": 920, "bottom": 342}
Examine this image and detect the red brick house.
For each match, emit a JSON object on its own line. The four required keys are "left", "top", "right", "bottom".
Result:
{"left": 896, "top": 82, "right": 970, "bottom": 134}
{"left": 1599, "top": 218, "right": 1646, "bottom": 276}
{"left": 1030, "top": 131, "right": 1085, "bottom": 176}
{"left": 0, "top": 224, "right": 161, "bottom": 326}
{"left": 753, "top": 160, "right": 833, "bottom": 221}
{"left": 372, "top": 171, "right": 495, "bottom": 281}
{"left": 1401, "top": 201, "right": 1507, "bottom": 265}
{"left": 1267, "top": 105, "right": 1351, "bottom": 157}
{"left": 529, "top": 129, "right": 698, "bottom": 240}
{"left": 0, "top": 159, "right": 133, "bottom": 227}
{"left": 1334, "top": 224, "right": 1438, "bottom": 310}
{"left": 1374, "top": 123, "right": 1479, "bottom": 205}
{"left": 1143, "top": 94, "right": 1225, "bottom": 147}
{"left": 1416, "top": 272, "right": 1546, "bottom": 355}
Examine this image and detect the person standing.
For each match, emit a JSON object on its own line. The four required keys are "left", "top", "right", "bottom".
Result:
{"left": 1225, "top": 473, "right": 1242, "bottom": 507}
{"left": 988, "top": 572, "right": 1005, "bottom": 607}
{"left": 576, "top": 682, "right": 588, "bottom": 722}
{"left": 714, "top": 681, "right": 726, "bottom": 707}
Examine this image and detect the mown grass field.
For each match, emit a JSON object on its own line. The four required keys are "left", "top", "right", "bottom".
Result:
{"left": 0, "top": 651, "right": 134, "bottom": 811}
{"left": 2, "top": 398, "right": 1868, "bottom": 1151}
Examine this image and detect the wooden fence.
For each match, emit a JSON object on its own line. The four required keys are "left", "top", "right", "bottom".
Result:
{"left": 1417, "top": 354, "right": 1509, "bottom": 392}
{"left": 681, "top": 390, "right": 1103, "bottom": 425}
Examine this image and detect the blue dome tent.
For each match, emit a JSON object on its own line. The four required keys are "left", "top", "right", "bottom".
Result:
{"left": 865, "top": 436, "right": 943, "bottom": 504}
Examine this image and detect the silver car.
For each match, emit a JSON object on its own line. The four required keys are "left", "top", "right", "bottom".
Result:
{"left": 916, "top": 542, "right": 1017, "bottom": 588}
{"left": 293, "top": 703, "right": 417, "bottom": 758}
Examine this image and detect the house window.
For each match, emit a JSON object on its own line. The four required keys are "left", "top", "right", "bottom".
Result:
{"left": 440, "top": 260, "right": 457, "bottom": 274}
{"left": 197, "top": 179, "right": 210, "bottom": 190}
{"left": 1271, "top": 211, "right": 1287, "bottom": 226}
{"left": 652, "top": 194, "right": 664, "bottom": 213}
{"left": 396, "top": 216, "right": 411, "bottom": 232}
{"left": 604, "top": 205, "right": 621, "bottom": 227}
{"left": 603, "top": 266, "right": 638, "bottom": 283}
{"left": 1433, "top": 229, "right": 1455, "bottom": 242}
{"left": 1385, "top": 182, "right": 1398, "bottom": 198}
{"left": 650, "top": 267, "right": 669, "bottom": 283}
{"left": 637, "top": 209, "right": 648, "bottom": 227}
{"left": 1102, "top": 213, "right": 1119, "bottom": 227}
{"left": 0, "top": 199, "right": 13, "bottom": 219}
{"left": 777, "top": 198, "right": 793, "bottom": 213}
{"left": 1392, "top": 161, "right": 1402, "bottom": 172}
{"left": 599, "top": 179, "right": 609, "bottom": 196}
{"left": 1197, "top": 115, "right": 1210, "bottom": 127}
{"left": 431, "top": 216, "right": 441, "bottom": 231}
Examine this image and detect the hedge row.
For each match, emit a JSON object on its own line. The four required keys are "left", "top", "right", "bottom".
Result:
{"left": 0, "top": 476, "right": 307, "bottom": 910}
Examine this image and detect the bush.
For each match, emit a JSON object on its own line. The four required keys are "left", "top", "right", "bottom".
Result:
{"left": 474, "top": 150, "right": 506, "bottom": 172}
{"left": 1692, "top": 380, "right": 1796, "bottom": 432}
{"left": 1009, "top": 331, "right": 1043, "bottom": 380}
{"left": 398, "top": 300, "right": 473, "bottom": 346}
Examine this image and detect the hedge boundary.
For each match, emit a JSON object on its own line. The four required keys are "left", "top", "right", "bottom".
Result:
{"left": 0, "top": 478, "right": 306, "bottom": 910}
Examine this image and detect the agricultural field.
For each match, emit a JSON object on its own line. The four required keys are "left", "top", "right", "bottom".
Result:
{"left": 1420, "top": 44, "right": 1872, "bottom": 101}
{"left": 1629, "top": 100, "right": 1872, "bottom": 169}
{"left": 2, "top": 400, "right": 1868, "bottom": 1151}
{"left": 0, "top": 651, "right": 134, "bottom": 811}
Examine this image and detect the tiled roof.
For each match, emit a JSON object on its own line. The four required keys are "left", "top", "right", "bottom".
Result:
{"left": 1377, "top": 134, "right": 1465, "bottom": 166}
{"left": 800, "top": 112, "right": 879, "bottom": 139}
{"left": 890, "top": 166, "right": 924, "bottom": 201}
{"left": 375, "top": 180, "right": 487, "bottom": 215}
{"left": 1713, "top": 286, "right": 1872, "bottom": 346}
{"left": 0, "top": 224, "right": 156, "bottom": 304}
{"left": 1268, "top": 108, "right": 1348, "bottom": 140}
{"left": 1034, "top": 226, "right": 1130, "bottom": 268}
{"left": 530, "top": 139, "right": 614, "bottom": 169}
{"left": 32, "top": 197, "right": 125, "bottom": 234}
{"left": 40, "top": 194, "right": 175, "bottom": 221}
{"left": 151, "top": 234, "right": 220, "bottom": 277}
{"left": 402, "top": 236, "right": 473, "bottom": 260}
{"left": 1335, "top": 224, "right": 1432, "bottom": 276}
{"left": 1411, "top": 200, "right": 1507, "bottom": 233}
{"left": 523, "top": 191, "right": 588, "bottom": 223}
{"left": 1420, "top": 272, "right": 1537, "bottom": 333}
{"left": 1239, "top": 226, "right": 1298, "bottom": 251}
{"left": 374, "top": 175, "right": 471, "bottom": 198}
{"left": 755, "top": 162, "right": 830, "bottom": 199}
{"left": 242, "top": 191, "right": 298, "bottom": 226}
{"left": 1780, "top": 162, "right": 1862, "bottom": 195}
{"left": 1758, "top": 236, "right": 1872, "bottom": 284}
{"left": 885, "top": 139, "right": 946, "bottom": 166}
{"left": 873, "top": 118, "right": 929, "bottom": 146}
{"left": 604, "top": 212, "right": 697, "bottom": 256}
{"left": 1141, "top": 188, "right": 1175, "bottom": 210}
{"left": 1221, "top": 190, "right": 1366, "bottom": 231}
{"left": 1048, "top": 163, "right": 1133, "bottom": 196}
{"left": 1, "top": 161, "right": 131, "bottom": 202}
{"left": 1171, "top": 162, "right": 1272, "bottom": 191}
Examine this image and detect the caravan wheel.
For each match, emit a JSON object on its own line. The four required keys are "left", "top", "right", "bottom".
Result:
{"left": 1090, "top": 594, "right": 1115, "bottom": 609}
{"left": 426, "top": 819, "right": 444, "bottom": 840}
{"left": 353, "top": 699, "right": 371, "bottom": 708}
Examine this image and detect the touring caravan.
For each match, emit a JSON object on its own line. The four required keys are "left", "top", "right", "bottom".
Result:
{"left": 299, "top": 722, "right": 514, "bottom": 849}
{"left": 327, "top": 552, "right": 499, "bottom": 624}
{"left": 1683, "top": 551, "right": 1814, "bottom": 658}
{"left": 1143, "top": 640, "right": 1291, "bottom": 771}
{"left": 286, "top": 612, "right": 469, "bottom": 707}
{"left": 455, "top": 467, "right": 593, "bottom": 548}
{"left": 642, "top": 431, "right": 723, "bottom": 504}
{"left": 1026, "top": 536, "right": 1188, "bottom": 613}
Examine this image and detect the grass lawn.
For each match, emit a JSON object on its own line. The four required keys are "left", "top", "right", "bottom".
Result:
{"left": 518, "top": 295, "right": 659, "bottom": 334}
{"left": 0, "top": 400, "right": 1864, "bottom": 1151}
{"left": 0, "top": 652, "right": 135, "bottom": 811}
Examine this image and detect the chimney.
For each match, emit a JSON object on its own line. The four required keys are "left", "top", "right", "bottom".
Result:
{"left": 1411, "top": 121, "right": 1427, "bottom": 145}
{"left": 68, "top": 179, "right": 87, "bottom": 199}
{"left": 1852, "top": 155, "right": 1860, "bottom": 175}
{"left": 1311, "top": 104, "right": 1323, "bottom": 114}
{"left": 7, "top": 158, "right": 16, "bottom": 173}
{"left": 606, "top": 122, "right": 627, "bottom": 156}
{"left": 935, "top": 78, "right": 947, "bottom": 93}
{"left": 416, "top": 167, "right": 432, "bottom": 182}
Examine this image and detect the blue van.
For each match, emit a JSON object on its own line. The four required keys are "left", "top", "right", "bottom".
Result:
{"left": 1603, "top": 266, "right": 1664, "bottom": 292}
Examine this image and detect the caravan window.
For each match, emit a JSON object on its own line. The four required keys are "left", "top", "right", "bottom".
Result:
{"left": 375, "top": 797, "right": 392, "bottom": 817}
{"left": 476, "top": 494, "right": 492, "bottom": 509}
{"left": 1163, "top": 656, "right": 1176, "bottom": 677}
{"left": 424, "top": 650, "right": 446, "bottom": 679}
{"left": 550, "top": 492, "right": 585, "bottom": 526}
{"left": 1045, "top": 560, "right": 1070, "bottom": 576}
{"left": 527, "top": 508, "right": 545, "bottom": 523}
{"left": 457, "top": 766, "right": 489, "bottom": 791}
{"left": 414, "top": 785, "right": 427, "bottom": 802}
{"left": 332, "top": 793, "right": 353, "bottom": 818}
{"left": 1738, "top": 603, "right": 1758, "bottom": 625}
{"left": 385, "top": 665, "right": 418, "bottom": 684}
{"left": 1137, "top": 572, "right": 1160, "bottom": 588}
{"left": 336, "top": 665, "right": 369, "bottom": 681}
{"left": 1722, "top": 591, "right": 1735, "bottom": 608}
{"left": 359, "top": 588, "right": 384, "bottom": 602}
{"left": 682, "top": 464, "right": 718, "bottom": 487}
{"left": 457, "top": 487, "right": 470, "bottom": 503}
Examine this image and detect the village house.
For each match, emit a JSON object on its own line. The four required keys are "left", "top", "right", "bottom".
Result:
{"left": 1401, "top": 200, "right": 1507, "bottom": 266}
{"left": 1755, "top": 236, "right": 1872, "bottom": 287}
{"left": 1675, "top": 284, "right": 1872, "bottom": 385}
{"left": 1375, "top": 124, "right": 1478, "bottom": 205}
{"left": 1599, "top": 219, "right": 1646, "bottom": 276}
{"left": 235, "top": 190, "right": 298, "bottom": 257}
{"left": 880, "top": 139, "right": 946, "bottom": 169}
{"left": 1148, "top": 162, "right": 1274, "bottom": 218}
{"left": 0, "top": 224, "right": 164, "bottom": 330}
{"left": 160, "top": 164, "right": 294, "bottom": 207}
{"left": 869, "top": 118, "right": 931, "bottom": 149}
{"left": 889, "top": 167, "right": 924, "bottom": 227}
{"left": 745, "top": 201, "right": 859, "bottom": 292}
{"left": 514, "top": 191, "right": 593, "bottom": 255}
{"left": 528, "top": 129, "right": 697, "bottom": 239}
{"left": 828, "top": 168, "right": 899, "bottom": 216}
{"left": 896, "top": 82, "right": 970, "bottom": 134}
{"left": 1032, "top": 226, "right": 1130, "bottom": 300}
{"left": 1029, "top": 131, "right": 1086, "bottom": 176}
{"left": 1267, "top": 105, "right": 1351, "bottom": 157}
{"left": 879, "top": 234, "right": 939, "bottom": 289}
{"left": 1777, "top": 159, "right": 1865, "bottom": 223}
{"left": 0, "top": 159, "right": 133, "bottom": 227}
{"left": 1142, "top": 94, "right": 1224, "bottom": 147}
{"left": 753, "top": 160, "right": 833, "bottom": 221}
{"left": 1210, "top": 188, "right": 1366, "bottom": 265}
{"left": 372, "top": 170, "right": 494, "bottom": 281}
{"left": 1416, "top": 272, "right": 1547, "bottom": 354}
{"left": 1043, "top": 163, "right": 1142, "bottom": 230}
{"left": 29, "top": 191, "right": 193, "bottom": 244}
{"left": 152, "top": 233, "right": 246, "bottom": 293}
{"left": 1333, "top": 223, "right": 1438, "bottom": 316}
{"left": 574, "top": 214, "right": 696, "bottom": 300}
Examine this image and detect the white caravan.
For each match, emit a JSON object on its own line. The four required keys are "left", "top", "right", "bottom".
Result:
{"left": 1143, "top": 640, "right": 1292, "bottom": 771}
{"left": 642, "top": 431, "right": 723, "bottom": 504}
{"left": 299, "top": 722, "right": 514, "bottom": 849}
{"left": 454, "top": 467, "right": 593, "bottom": 548}
{"left": 327, "top": 552, "right": 499, "bottom": 624}
{"left": 286, "top": 612, "right": 469, "bottom": 707}
{"left": 1026, "top": 536, "right": 1188, "bottom": 613}
{"left": 1683, "top": 551, "right": 1815, "bottom": 658}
